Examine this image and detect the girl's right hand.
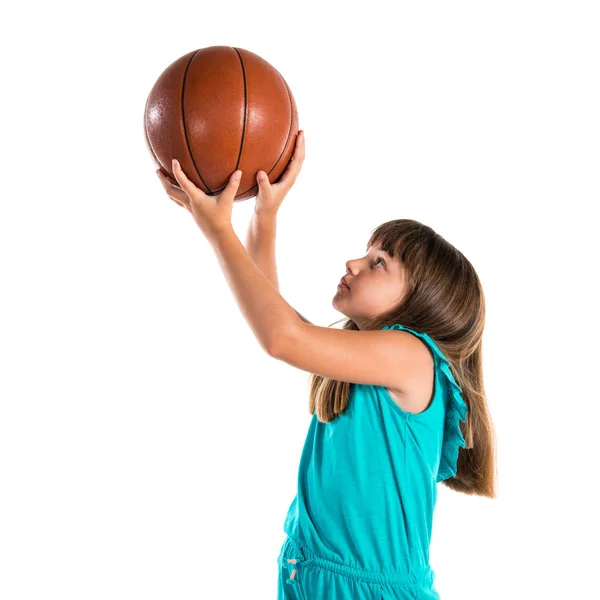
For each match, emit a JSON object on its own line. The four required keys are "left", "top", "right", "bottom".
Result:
{"left": 254, "top": 130, "right": 305, "bottom": 216}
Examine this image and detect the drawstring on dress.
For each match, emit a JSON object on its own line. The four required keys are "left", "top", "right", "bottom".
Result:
{"left": 280, "top": 551, "right": 314, "bottom": 586}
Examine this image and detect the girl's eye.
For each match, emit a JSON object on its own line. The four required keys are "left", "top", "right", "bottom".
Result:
{"left": 373, "top": 257, "right": 384, "bottom": 268}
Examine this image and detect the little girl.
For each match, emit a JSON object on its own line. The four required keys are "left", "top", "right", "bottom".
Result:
{"left": 247, "top": 135, "right": 497, "bottom": 599}
{"left": 271, "top": 218, "right": 497, "bottom": 599}
{"left": 162, "top": 130, "right": 497, "bottom": 599}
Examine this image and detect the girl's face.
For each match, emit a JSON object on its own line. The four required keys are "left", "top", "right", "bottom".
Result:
{"left": 333, "top": 242, "right": 407, "bottom": 329}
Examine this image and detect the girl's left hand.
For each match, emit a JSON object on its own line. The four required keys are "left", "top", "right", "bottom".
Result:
{"left": 157, "top": 159, "right": 242, "bottom": 241}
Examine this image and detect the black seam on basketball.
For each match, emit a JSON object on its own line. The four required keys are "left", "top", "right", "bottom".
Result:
{"left": 233, "top": 47, "right": 247, "bottom": 191}
{"left": 213, "top": 64, "right": 294, "bottom": 196}
{"left": 181, "top": 49, "right": 213, "bottom": 195}
{"left": 267, "top": 72, "right": 294, "bottom": 184}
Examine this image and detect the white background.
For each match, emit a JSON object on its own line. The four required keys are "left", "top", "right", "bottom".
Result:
{"left": 1, "top": 1, "right": 599, "bottom": 598}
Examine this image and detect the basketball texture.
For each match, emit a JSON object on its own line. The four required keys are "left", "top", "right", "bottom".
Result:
{"left": 144, "top": 46, "right": 299, "bottom": 202}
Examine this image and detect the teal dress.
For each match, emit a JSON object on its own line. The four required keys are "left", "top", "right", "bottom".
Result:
{"left": 277, "top": 323, "right": 468, "bottom": 599}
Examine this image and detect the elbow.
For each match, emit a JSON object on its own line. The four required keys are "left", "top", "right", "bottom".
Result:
{"left": 266, "top": 335, "right": 285, "bottom": 359}
{"left": 266, "top": 325, "right": 295, "bottom": 359}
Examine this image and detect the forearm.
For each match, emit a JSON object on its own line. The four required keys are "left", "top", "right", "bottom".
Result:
{"left": 244, "top": 210, "right": 312, "bottom": 326}
{"left": 245, "top": 210, "right": 279, "bottom": 291}
{"left": 210, "top": 226, "right": 301, "bottom": 355}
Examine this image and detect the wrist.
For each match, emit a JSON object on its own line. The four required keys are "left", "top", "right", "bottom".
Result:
{"left": 209, "top": 224, "right": 236, "bottom": 246}
{"left": 253, "top": 207, "right": 278, "bottom": 220}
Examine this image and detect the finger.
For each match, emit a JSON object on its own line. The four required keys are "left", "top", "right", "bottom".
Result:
{"left": 285, "top": 131, "right": 305, "bottom": 172}
{"left": 171, "top": 159, "right": 198, "bottom": 197}
{"left": 257, "top": 170, "right": 271, "bottom": 189}
{"left": 292, "top": 130, "right": 305, "bottom": 161}
{"left": 157, "top": 169, "right": 189, "bottom": 204}
{"left": 166, "top": 190, "right": 188, "bottom": 208}
{"left": 170, "top": 197, "right": 186, "bottom": 208}
{"left": 165, "top": 173, "right": 182, "bottom": 189}
{"left": 157, "top": 168, "right": 181, "bottom": 189}
{"left": 223, "top": 170, "right": 243, "bottom": 201}
{"left": 274, "top": 136, "right": 304, "bottom": 191}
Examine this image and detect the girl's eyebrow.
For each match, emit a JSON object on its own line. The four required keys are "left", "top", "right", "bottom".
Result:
{"left": 367, "top": 247, "right": 390, "bottom": 257}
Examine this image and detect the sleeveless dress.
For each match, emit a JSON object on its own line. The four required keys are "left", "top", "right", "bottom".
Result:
{"left": 277, "top": 323, "right": 469, "bottom": 600}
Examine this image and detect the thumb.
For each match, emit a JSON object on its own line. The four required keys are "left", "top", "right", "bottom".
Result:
{"left": 225, "top": 170, "right": 242, "bottom": 196}
{"left": 257, "top": 170, "right": 271, "bottom": 188}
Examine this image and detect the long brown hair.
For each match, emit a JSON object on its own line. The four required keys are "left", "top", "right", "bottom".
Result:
{"left": 308, "top": 219, "right": 497, "bottom": 498}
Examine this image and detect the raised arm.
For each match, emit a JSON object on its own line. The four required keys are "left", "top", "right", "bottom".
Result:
{"left": 245, "top": 209, "right": 313, "bottom": 325}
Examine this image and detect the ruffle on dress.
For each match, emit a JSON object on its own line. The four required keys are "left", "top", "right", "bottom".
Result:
{"left": 382, "top": 324, "right": 469, "bottom": 482}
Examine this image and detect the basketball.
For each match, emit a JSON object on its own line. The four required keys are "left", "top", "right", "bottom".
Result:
{"left": 143, "top": 46, "right": 300, "bottom": 202}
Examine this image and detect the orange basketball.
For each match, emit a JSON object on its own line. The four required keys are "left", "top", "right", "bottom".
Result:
{"left": 143, "top": 46, "right": 300, "bottom": 202}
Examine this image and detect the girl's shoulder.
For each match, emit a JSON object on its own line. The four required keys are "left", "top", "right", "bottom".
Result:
{"left": 381, "top": 323, "right": 469, "bottom": 482}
